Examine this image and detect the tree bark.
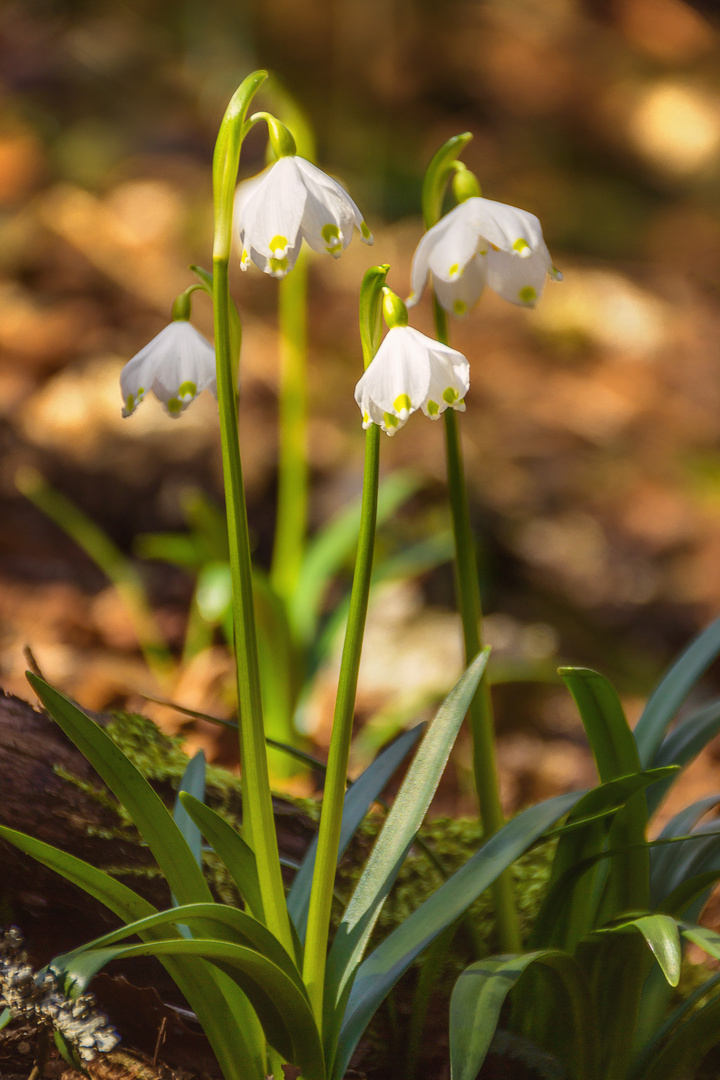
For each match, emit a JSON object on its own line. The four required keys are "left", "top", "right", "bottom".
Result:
{"left": 0, "top": 689, "right": 316, "bottom": 964}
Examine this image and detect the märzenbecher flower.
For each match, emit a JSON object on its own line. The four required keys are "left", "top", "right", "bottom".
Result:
{"left": 120, "top": 320, "right": 216, "bottom": 418}
{"left": 236, "top": 156, "right": 373, "bottom": 278}
{"left": 354, "top": 326, "right": 470, "bottom": 436}
{"left": 408, "top": 196, "right": 562, "bottom": 317}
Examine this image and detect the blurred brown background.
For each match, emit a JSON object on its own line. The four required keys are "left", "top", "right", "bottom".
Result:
{"left": 1, "top": 0, "right": 720, "bottom": 812}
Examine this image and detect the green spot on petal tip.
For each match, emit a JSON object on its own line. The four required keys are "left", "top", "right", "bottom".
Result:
{"left": 178, "top": 381, "right": 197, "bottom": 400}
{"left": 269, "top": 234, "right": 288, "bottom": 256}
{"left": 442, "top": 387, "right": 458, "bottom": 405}
{"left": 427, "top": 400, "right": 439, "bottom": 416}
{"left": 518, "top": 285, "right": 537, "bottom": 304}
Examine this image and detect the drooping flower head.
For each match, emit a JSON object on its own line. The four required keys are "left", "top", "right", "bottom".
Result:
{"left": 120, "top": 295, "right": 216, "bottom": 418}
{"left": 354, "top": 288, "right": 470, "bottom": 436}
{"left": 236, "top": 155, "right": 373, "bottom": 278}
{"left": 408, "top": 194, "right": 562, "bottom": 318}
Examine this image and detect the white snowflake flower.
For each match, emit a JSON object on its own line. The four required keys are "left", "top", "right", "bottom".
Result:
{"left": 408, "top": 196, "right": 562, "bottom": 317}
{"left": 120, "top": 320, "right": 216, "bottom": 418}
{"left": 354, "top": 326, "right": 470, "bottom": 436}
{"left": 235, "top": 156, "right": 373, "bottom": 278}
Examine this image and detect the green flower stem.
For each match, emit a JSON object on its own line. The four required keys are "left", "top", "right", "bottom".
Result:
{"left": 270, "top": 246, "right": 309, "bottom": 603}
{"left": 435, "top": 299, "right": 521, "bottom": 954}
{"left": 212, "top": 72, "right": 293, "bottom": 955}
{"left": 302, "top": 266, "right": 388, "bottom": 1022}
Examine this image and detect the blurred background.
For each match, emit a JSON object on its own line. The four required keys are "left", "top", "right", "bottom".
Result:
{"left": 1, "top": 0, "right": 720, "bottom": 814}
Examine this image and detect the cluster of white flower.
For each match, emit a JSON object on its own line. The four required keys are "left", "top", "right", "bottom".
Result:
{"left": 119, "top": 146, "right": 561, "bottom": 435}
{"left": 0, "top": 927, "right": 119, "bottom": 1063}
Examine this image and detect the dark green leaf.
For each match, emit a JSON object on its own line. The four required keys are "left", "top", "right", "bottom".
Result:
{"left": 55, "top": 938, "right": 325, "bottom": 1080}
{"left": 592, "top": 914, "right": 681, "bottom": 986}
{"left": 634, "top": 614, "right": 720, "bottom": 768}
{"left": 530, "top": 770, "right": 675, "bottom": 951}
{"left": 326, "top": 650, "right": 490, "bottom": 1017}
{"left": 178, "top": 793, "right": 264, "bottom": 922}
{"left": 331, "top": 790, "right": 581, "bottom": 1080}
{"left": 27, "top": 675, "right": 213, "bottom": 908}
{"left": 287, "top": 723, "right": 425, "bottom": 940}
{"left": 0, "top": 826, "right": 265, "bottom": 1080}
{"left": 559, "top": 667, "right": 648, "bottom": 915}
{"left": 54, "top": 902, "right": 304, "bottom": 994}
{"left": 450, "top": 951, "right": 593, "bottom": 1080}
{"left": 647, "top": 700, "right": 720, "bottom": 817}
{"left": 174, "top": 750, "right": 206, "bottom": 870}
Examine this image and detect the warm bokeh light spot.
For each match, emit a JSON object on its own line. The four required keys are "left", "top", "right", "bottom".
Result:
{"left": 629, "top": 82, "right": 720, "bottom": 175}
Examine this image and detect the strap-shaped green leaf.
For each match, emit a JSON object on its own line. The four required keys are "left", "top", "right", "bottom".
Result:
{"left": 0, "top": 825, "right": 265, "bottom": 1080}
{"left": 331, "top": 789, "right": 581, "bottom": 1080}
{"left": 632, "top": 969, "right": 720, "bottom": 1080}
{"left": 54, "top": 938, "right": 325, "bottom": 1080}
{"left": 560, "top": 667, "right": 649, "bottom": 915}
{"left": 27, "top": 674, "right": 213, "bottom": 907}
{"left": 658, "top": 871, "right": 720, "bottom": 919}
{"left": 559, "top": 667, "right": 642, "bottom": 781}
{"left": 650, "top": 795, "right": 720, "bottom": 906}
{"left": 54, "top": 902, "right": 305, "bottom": 996}
{"left": 179, "top": 792, "right": 264, "bottom": 921}
{"left": 592, "top": 914, "right": 681, "bottom": 986}
{"left": 651, "top": 823, "right": 720, "bottom": 922}
{"left": 632, "top": 986, "right": 720, "bottom": 1080}
{"left": 287, "top": 723, "right": 424, "bottom": 939}
{"left": 646, "top": 700, "right": 720, "bottom": 817}
{"left": 173, "top": 750, "right": 206, "bottom": 872}
{"left": 325, "top": 649, "right": 490, "bottom": 1017}
{"left": 450, "top": 951, "right": 594, "bottom": 1080}
{"left": 0, "top": 824, "right": 157, "bottom": 921}
{"left": 634, "top": 613, "right": 720, "bottom": 768}
{"left": 530, "top": 769, "right": 675, "bottom": 951}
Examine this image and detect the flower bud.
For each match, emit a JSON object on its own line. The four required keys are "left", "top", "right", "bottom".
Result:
{"left": 452, "top": 164, "right": 481, "bottom": 203}
{"left": 381, "top": 288, "right": 409, "bottom": 329}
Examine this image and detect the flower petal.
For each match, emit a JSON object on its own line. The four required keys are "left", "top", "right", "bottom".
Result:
{"left": 426, "top": 202, "right": 487, "bottom": 282}
{"left": 421, "top": 339, "right": 470, "bottom": 418}
{"left": 237, "top": 157, "right": 308, "bottom": 264}
{"left": 432, "top": 252, "right": 487, "bottom": 317}
{"left": 486, "top": 247, "right": 552, "bottom": 307}
{"left": 295, "top": 158, "right": 373, "bottom": 244}
{"left": 120, "top": 322, "right": 216, "bottom": 418}
{"left": 354, "top": 325, "right": 468, "bottom": 435}
{"left": 468, "top": 197, "right": 546, "bottom": 257}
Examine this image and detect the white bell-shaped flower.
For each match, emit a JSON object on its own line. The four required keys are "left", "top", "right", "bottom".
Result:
{"left": 408, "top": 196, "right": 562, "bottom": 317}
{"left": 236, "top": 155, "right": 373, "bottom": 278}
{"left": 120, "top": 320, "right": 216, "bottom": 418}
{"left": 354, "top": 326, "right": 470, "bottom": 436}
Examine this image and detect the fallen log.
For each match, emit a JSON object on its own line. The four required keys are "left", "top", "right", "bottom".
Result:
{"left": 0, "top": 687, "right": 317, "bottom": 961}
